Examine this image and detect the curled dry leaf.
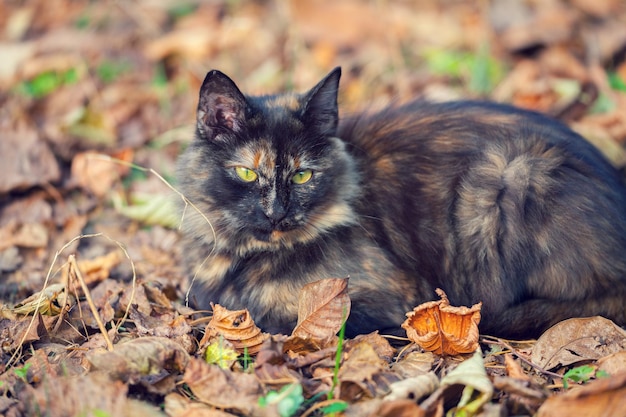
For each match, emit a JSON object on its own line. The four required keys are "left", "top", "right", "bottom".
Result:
{"left": 401, "top": 288, "right": 481, "bottom": 356}
{"left": 12, "top": 282, "right": 76, "bottom": 316}
{"left": 202, "top": 303, "right": 268, "bottom": 355}
{"left": 292, "top": 277, "right": 351, "bottom": 339}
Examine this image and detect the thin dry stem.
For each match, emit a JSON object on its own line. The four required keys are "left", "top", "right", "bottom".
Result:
{"left": 481, "top": 336, "right": 563, "bottom": 380}
{"left": 69, "top": 254, "right": 114, "bottom": 351}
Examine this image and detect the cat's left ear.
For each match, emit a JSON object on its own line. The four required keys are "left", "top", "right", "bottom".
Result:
{"left": 301, "top": 67, "right": 341, "bottom": 135}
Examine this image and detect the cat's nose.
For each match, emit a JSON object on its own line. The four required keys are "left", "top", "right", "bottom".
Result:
{"left": 264, "top": 203, "right": 287, "bottom": 226}
{"left": 265, "top": 210, "right": 287, "bottom": 226}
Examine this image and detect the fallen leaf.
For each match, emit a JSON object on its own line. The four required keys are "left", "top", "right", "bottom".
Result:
{"left": 86, "top": 336, "right": 190, "bottom": 384}
{"left": 255, "top": 336, "right": 302, "bottom": 386}
{"left": 164, "top": 392, "right": 239, "bottom": 417}
{"left": 401, "top": 288, "right": 481, "bottom": 356}
{"left": 0, "top": 129, "right": 60, "bottom": 194}
{"left": 372, "top": 399, "right": 427, "bottom": 417}
{"left": 597, "top": 351, "right": 626, "bottom": 376}
{"left": 0, "top": 314, "right": 47, "bottom": 350}
{"left": 531, "top": 316, "right": 626, "bottom": 370}
{"left": 201, "top": 303, "right": 268, "bottom": 355}
{"left": 391, "top": 351, "right": 436, "bottom": 378}
{"left": 183, "top": 357, "right": 262, "bottom": 414}
{"left": 384, "top": 372, "right": 439, "bottom": 402}
{"left": 63, "top": 251, "right": 121, "bottom": 287}
{"left": 338, "top": 340, "right": 400, "bottom": 401}
{"left": 12, "top": 283, "right": 75, "bottom": 316}
{"left": 346, "top": 332, "right": 396, "bottom": 363}
{"left": 204, "top": 338, "right": 240, "bottom": 369}
{"left": 537, "top": 371, "right": 626, "bottom": 417}
{"left": 292, "top": 277, "right": 351, "bottom": 339}
{"left": 0, "top": 221, "right": 49, "bottom": 251}
{"left": 71, "top": 151, "right": 129, "bottom": 197}
{"left": 504, "top": 353, "right": 529, "bottom": 381}
{"left": 440, "top": 349, "right": 494, "bottom": 415}
{"left": 20, "top": 371, "right": 166, "bottom": 417}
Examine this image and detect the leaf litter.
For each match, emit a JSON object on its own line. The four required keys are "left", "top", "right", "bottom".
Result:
{"left": 1, "top": 0, "right": 626, "bottom": 416}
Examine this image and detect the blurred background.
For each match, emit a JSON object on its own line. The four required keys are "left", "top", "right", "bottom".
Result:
{"left": 1, "top": 0, "right": 626, "bottom": 300}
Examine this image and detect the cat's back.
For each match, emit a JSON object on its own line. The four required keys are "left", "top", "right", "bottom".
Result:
{"left": 339, "top": 100, "right": 626, "bottom": 210}
{"left": 337, "top": 100, "right": 626, "bottom": 320}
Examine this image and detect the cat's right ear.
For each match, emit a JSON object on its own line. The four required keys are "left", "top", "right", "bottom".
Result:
{"left": 197, "top": 70, "right": 247, "bottom": 140}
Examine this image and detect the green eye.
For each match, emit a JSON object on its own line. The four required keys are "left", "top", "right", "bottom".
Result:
{"left": 292, "top": 169, "right": 313, "bottom": 184}
{"left": 234, "top": 166, "right": 258, "bottom": 182}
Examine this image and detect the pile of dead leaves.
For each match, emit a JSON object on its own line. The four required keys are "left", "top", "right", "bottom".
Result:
{"left": 2, "top": 273, "right": 626, "bottom": 417}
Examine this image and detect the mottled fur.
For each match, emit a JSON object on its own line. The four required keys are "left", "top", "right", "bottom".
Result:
{"left": 177, "top": 68, "right": 626, "bottom": 338}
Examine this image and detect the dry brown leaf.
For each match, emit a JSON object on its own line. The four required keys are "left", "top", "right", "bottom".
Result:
{"left": 254, "top": 336, "right": 302, "bottom": 386}
{"left": 384, "top": 372, "right": 439, "bottom": 403}
{"left": 129, "top": 305, "right": 194, "bottom": 352}
{"left": 537, "top": 371, "right": 626, "bottom": 417}
{"left": 63, "top": 251, "right": 121, "bottom": 286}
{"left": 71, "top": 151, "right": 130, "bottom": 197}
{"left": 597, "top": 351, "right": 626, "bottom": 376}
{"left": 531, "top": 316, "right": 626, "bottom": 370}
{"left": 338, "top": 340, "right": 400, "bottom": 401}
{"left": 0, "top": 314, "right": 47, "bottom": 350}
{"left": 201, "top": 303, "right": 268, "bottom": 355}
{"left": 183, "top": 357, "right": 262, "bottom": 414}
{"left": 292, "top": 277, "right": 351, "bottom": 339}
{"left": 164, "top": 392, "right": 239, "bottom": 417}
{"left": 391, "top": 351, "right": 436, "bottom": 378}
{"left": 283, "top": 334, "right": 336, "bottom": 355}
{"left": 86, "top": 336, "right": 190, "bottom": 384}
{"left": 0, "top": 129, "right": 60, "bottom": 194}
{"left": 19, "top": 372, "right": 156, "bottom": 417}
{"left": 0, "top": 220, "right": 49, "bottom": 251}
{"left": 12, "top": 282, "right": 75, "bottom": 316}
{"left": 373, "top": 399, "right": 427, "bottom": 417}
{"left": 504, "top": 353, "right": 530, "bottom": 381}
{"left": 401, "top": 289, "right": 481, "bottom": 356}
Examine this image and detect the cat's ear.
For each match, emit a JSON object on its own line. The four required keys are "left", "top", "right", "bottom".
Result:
{"left": 301, "top": 67, "right": 341, "bottom": 135}
{"left": 197, "top": 70, "right": 247, "bottom": 140}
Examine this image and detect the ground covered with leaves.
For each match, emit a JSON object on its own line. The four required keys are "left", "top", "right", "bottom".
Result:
{"left": 1, "top": 0, "right": 626, "bottom": 416}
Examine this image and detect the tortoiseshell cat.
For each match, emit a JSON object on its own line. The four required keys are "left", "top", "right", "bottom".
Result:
{"left": 177, "top": 67, "right": 626, "bottom": 338}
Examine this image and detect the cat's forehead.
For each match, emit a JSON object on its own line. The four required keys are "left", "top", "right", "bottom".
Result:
{"left": 228, "top": 141, "right": 316, "bottom": 176}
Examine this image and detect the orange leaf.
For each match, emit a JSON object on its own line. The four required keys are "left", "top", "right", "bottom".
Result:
{"left": 202, "top": 303, "right": 267, "bottom": 355}
{"left": 292, "top": 277, "right": 351, "bottom": 339}
{"left": 401, "top": 289, "right": 481, "bottom": 356}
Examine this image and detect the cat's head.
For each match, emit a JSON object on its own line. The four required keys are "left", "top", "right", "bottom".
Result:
{"left": 184, "top": 68, "right": 359, "bottom": 256}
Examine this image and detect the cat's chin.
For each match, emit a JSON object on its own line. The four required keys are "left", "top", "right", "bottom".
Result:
{"left": 252, "top": 228, "right": 293, "bottom": 245}
{"left": 237, "top": 227, "right": 309, "bottom": 255}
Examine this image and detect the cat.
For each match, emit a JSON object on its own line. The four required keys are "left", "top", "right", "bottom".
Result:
{"left": 176, "top": 67, "right": 626, "bottom": 339}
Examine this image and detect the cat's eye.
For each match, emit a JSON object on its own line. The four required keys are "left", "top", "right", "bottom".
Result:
{"left": 292, "top": 169, "right": 313, "bottom": 184}
{"left": 234, "top": 166, "right": 258, "bottom": 182}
